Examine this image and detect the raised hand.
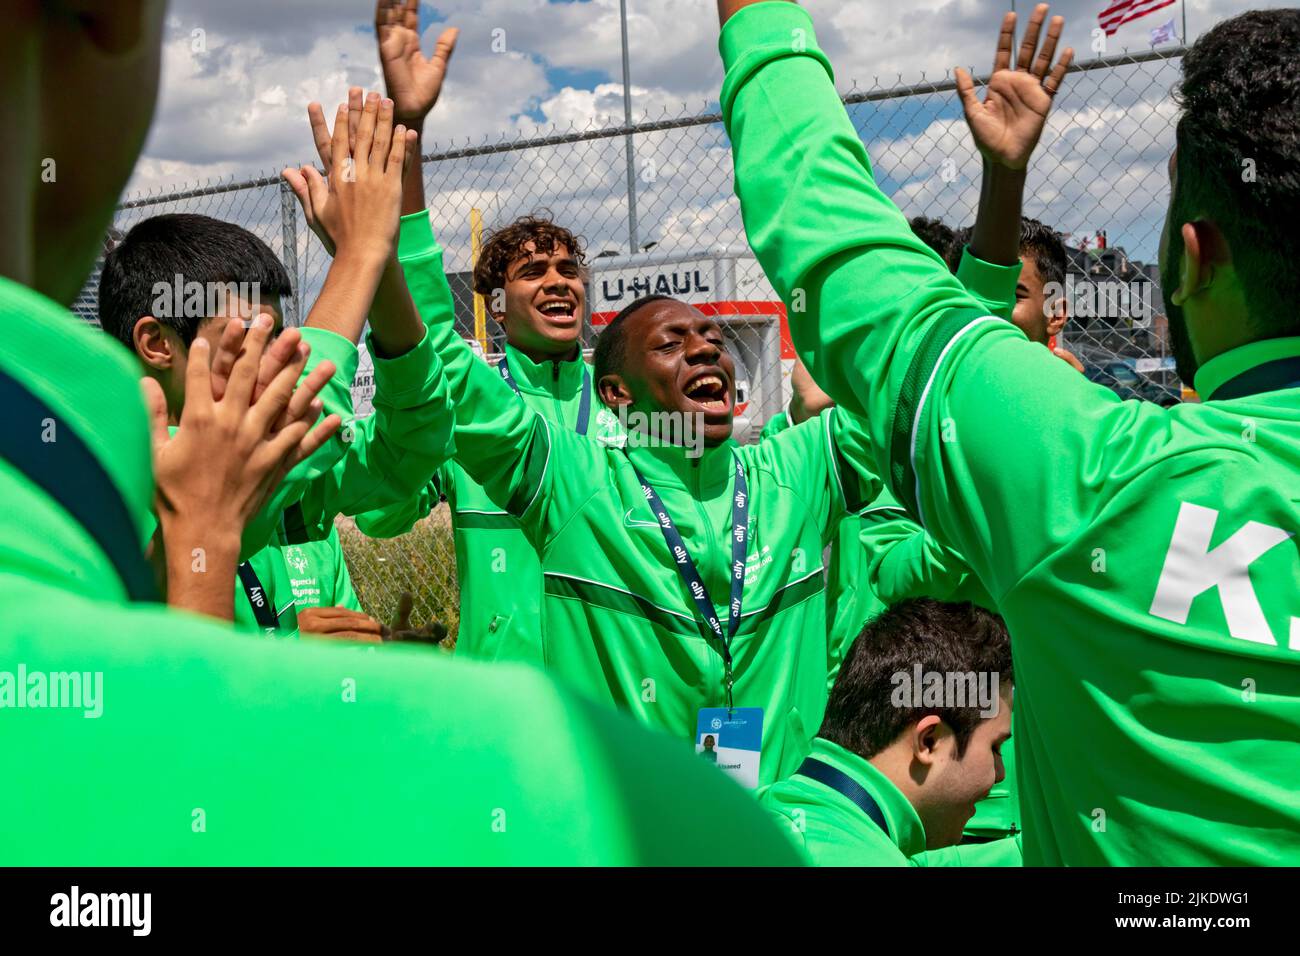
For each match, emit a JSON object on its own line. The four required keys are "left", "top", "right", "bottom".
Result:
{"left": 147, "top": 315, "right": 341, "bottom": 619}
{"left": 207, "top": 317, "right": 310, "bottom": 425}
{"left": 382, "top": 591, "right": 451, "bottom": 647}
{"left": 150, "top": 315, "right": 340, "bottom": 536}
{"left": 956, "top": 4, "right": 1073, "bottom": 171}
{"left": 375, "top": 0, "right": 458, "bottom": 126}
{"left": 281, "top": 91, "right": 417, "bottom": 262}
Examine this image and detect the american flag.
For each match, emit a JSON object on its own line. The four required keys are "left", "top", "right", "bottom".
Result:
{"left": 1097, "top": 0, "right": 1178, "bottom": 37}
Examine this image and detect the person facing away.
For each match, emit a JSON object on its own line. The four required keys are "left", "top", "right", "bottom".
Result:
{"left": 719, "top": 0, "right": 1300, "bottom": 864}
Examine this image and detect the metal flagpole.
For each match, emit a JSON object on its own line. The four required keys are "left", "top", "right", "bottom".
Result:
{"left": 620, "top": 0, "right": 639, "bottom": 253}
{"left": 1182, "top": 0, "right": 1188, "bottom": 43}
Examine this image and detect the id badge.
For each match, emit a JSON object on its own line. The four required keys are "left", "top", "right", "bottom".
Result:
{"left": 695, "top": 707, "right": 763, "bottom": 789}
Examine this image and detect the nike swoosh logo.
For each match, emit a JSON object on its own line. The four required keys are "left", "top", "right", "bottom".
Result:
{"left": 624, "top": 508, "right": 660, "bottom": 529}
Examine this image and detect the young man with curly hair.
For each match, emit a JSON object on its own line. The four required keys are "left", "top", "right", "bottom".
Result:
{"left": 353, "top": 13, "right": 619, "bottom": 661}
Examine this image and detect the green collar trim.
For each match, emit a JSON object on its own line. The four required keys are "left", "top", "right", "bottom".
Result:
{"left": 807, "top": 737, "right": 927, "bottom": 857}
{"left": 1194, "top": 336, "right": 1300, "bottom": 400}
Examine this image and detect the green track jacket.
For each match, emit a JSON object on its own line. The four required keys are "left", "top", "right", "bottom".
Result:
{"left": 393, "top": 217, "right": 883, "bottom": 784}
{"left": 280, "top": 527, "right": 362, "bottom": 611}
{"left": 0, "top": 275, "right": 801, "bottom": 866}
{"left": 759, "top": 411, "right": 885, "bottom": 688}
{"left": 760, "top": 737, "right": 1021, "bottom": 866}
{"left": 356, "top": 212, "right": 621, "bottom": 659}
{"left": 757, "top": 248, "right": 1014, "bottom": 687}
{"left": 234, "top": 324, "right": 454, "bottom": 635}
{"left": 722, "top": 1, "right": 1300, "bottom": 865}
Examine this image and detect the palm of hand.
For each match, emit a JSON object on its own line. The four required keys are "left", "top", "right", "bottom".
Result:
{"left": 380, "top": 27, "right": 443, "bottom": 121}
{"left": 967, "top": 70, "right": 1052, "bottom": 170}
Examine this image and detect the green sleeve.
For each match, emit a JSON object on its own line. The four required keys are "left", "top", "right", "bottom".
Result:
{"left": 353, "top": 468, "right": 445, "bottom": 539}
{"left": 750, "top": 407, "right": 881, "bottom": 546}
{"left": 955, "top": 247, "right": 1020, "bottom": 322}
{"left": 287, "top": 326, "right": 456, "bottom": 540}
{"left": 860, "top": 486, "right": 994, "bottom": 610}
{"left": 721, "top": 2, "right": 1154, "bottom": 601}
{"left": 758, "top": 410, "right": 790, "bottom": 441}
{"left": 7, "top": 598, "right": 804, "bottom": 865}
{"left": 238, "top": 327, "right": 357, "bottom": 558}
{"left": 396, "top": 211, "right": 587, "bottom": 538}
{"left": 910, "top": 834, "right": 1023, "bottom": 867}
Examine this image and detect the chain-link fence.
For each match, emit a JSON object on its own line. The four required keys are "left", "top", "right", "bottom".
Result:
{"left": 82, "top": 48, "right": 1187, "bottom": 634}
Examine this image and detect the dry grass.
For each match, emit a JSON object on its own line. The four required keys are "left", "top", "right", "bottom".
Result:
{"left": 336, "top": 512, "right": 461, "bottom": 642}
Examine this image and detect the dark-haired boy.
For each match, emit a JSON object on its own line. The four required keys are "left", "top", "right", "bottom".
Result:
{"left": 945, "top": 216, "right": 1080, "bottom": 366}
{"left": 102, "top": 107, "right": 454, "bottom": 636}
{"left": 355, "top": 213, "right": 619, "bottom": 659}
{"left": 760, "top": 599, "right": 1017, "bottom": 866}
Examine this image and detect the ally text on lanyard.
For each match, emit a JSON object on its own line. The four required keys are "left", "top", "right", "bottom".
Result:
{"left": 627, "top": 453, "right": 749, "bottom": 709}
{"left": 498, "top": 353, "right": 592, "bottom": 435}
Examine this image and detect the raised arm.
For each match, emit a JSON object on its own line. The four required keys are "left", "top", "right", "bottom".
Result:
{"left": 273, "top": 92, "right": 454, "bottom": 536}
{"left": 395, "top": 211, "right": 560, "bottom": 522}
{"left": 719, "top": 2, "right": 1150, "bottom": 601}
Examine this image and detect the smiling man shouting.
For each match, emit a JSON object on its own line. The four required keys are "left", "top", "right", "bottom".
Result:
{"left": 394, "top": 197, "right": 883, "bottom": 783}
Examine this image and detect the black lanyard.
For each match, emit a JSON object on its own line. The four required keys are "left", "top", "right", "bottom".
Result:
{"left": 1211, "top": 355, "right": 1300, "bottom": 401}
{"left": 498, "top": 353, "right": 592, "bottom": 435}
{"left": 236, "top": 561, "right": 279, "bottom": 632}
{"left": 797, "top": 757, "right": 891, "bottom": 839}
{"left": 0, "top": 365, "right": 158, "bottom": 602}
{"left": 627, "top": 453, "right": 749, "bottom": 709}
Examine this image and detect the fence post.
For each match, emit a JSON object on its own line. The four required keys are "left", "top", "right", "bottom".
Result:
{"left": 278, "top": 180, "right": 301, "bottom": 327}
{"left": 619, "top": 0, "right": 639, "bottom": 254}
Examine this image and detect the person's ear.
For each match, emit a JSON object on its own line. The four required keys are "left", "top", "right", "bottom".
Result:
{"left": 1169, "top": 220, "right": 1227, "bottom": 307}
{"left": 598, "top": 373, "right": 633, "bottom": 409}
{"left": 57, "top": 0, "right": 149, "bottom": 56}
{"left": 911, "top": 714, "right": 946, "bottom": 767}
{"left": 1046, "top": 297, "right": 1068, "bottom": 336}
{"left": 132, "top": 317, "right": 178, "bottom": 372}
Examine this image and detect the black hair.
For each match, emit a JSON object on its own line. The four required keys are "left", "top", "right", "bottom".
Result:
{"left": 941, "top": 220, "right": 1063, "bottom": 287}
{"left": 909, "top": 216, "right": 956, "bottom": 259}
{"left": 819, "top": 599, "right": 1012, "bottom": 759}
{"left": 1018, "top": 217, "right": 1066, "bottom": 290}
{"left": 99, "top": 213, "right": 292, "bottom": 349}
{"left": 1172, "top": 9, "right": 1300, "bottom": 338}
{"left": 943, "top": 226, "right": 971, "bottom": 273}
{"left": 592, "top": 293, "right": 677, "bottom": 381}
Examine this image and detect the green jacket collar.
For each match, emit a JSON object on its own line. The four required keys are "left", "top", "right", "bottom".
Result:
{"left": 502, "top": 341, "right": 587, "bottom": 397}
{"left": 1193, "top": 335, "right": 1300, "bottom": 401}
{"left": 805, "top": 737, "right": 928, "bottom": 858}
{"left": 0, "top": 276, "right": 153, "bottom": 539}
{"left": 624, "top": 435, "right": 737, "bottom": 494}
